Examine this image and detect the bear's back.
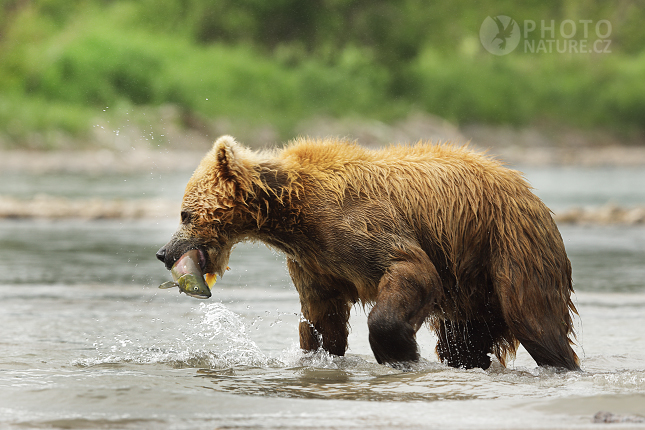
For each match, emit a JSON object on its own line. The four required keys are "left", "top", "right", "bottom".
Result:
{"left": 279, "top": 138, "right": 534, "bottom": 210}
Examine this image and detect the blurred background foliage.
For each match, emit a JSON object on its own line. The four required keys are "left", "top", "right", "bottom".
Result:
{"left": 0, "top": 0, "right": 644, "bottom": 149}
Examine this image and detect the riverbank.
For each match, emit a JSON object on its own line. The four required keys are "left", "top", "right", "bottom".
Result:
{"left": 2, "top": 119, "right": 643, "bottom": 224}
{"left": 3, "top": 142, "right": 645, "bottom": 177}
{"left": 0, "top": 195, "right": 643, "bottom": 225}
{"left": 3, "top": 114, "right": 645, "bottom": 173}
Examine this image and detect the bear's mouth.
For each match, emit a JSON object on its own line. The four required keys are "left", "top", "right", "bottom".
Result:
{"left": 177, "top": 246, "right": 210, "bottom": 275}
{"left": 196, "top": 248, "right": 208, "bottom": 272}
{"left": 195, "top": 248, "right": 220, "bottom": 289}
{"left": 159, "top": 248, "right": 217, "bottom": 299}
{"left": 192, "top": 248, "right": 218, "bottom": 289}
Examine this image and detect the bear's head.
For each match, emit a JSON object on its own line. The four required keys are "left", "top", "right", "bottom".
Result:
{"left": 156, "top": 135, "right": 267, "bottom": 280}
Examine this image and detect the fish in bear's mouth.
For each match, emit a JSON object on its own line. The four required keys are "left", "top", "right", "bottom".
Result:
{"left": 158, "top": 249, "right": 217, "bottom": 299}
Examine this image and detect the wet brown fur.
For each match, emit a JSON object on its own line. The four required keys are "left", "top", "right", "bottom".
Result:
{"left": 161, "top": 135, "right": 580, "bottom": 370}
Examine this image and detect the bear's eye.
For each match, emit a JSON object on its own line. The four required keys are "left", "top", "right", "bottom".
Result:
{"left": 180, "top": 211, "right": 192, "bottom": 224}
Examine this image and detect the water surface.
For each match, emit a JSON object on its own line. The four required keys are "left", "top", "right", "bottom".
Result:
{"left": 0, "top": 166, "right": 644, "bottom": 429}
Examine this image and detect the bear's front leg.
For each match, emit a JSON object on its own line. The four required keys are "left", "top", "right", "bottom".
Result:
{"left": 368, "top": 248, "right": 442, "bottom": 367}
{"left": 299, "top": 296, "right": 352, "bottom": 356}
{"left": 287, "top": 259, "right": 352, "bottom": 356}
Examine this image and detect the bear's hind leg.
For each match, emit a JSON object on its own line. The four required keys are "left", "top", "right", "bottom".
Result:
{"left": 368, "top": 248, "right": 442, "bottom": 367}
{"left": 495, "top": 266, "right": 580, "bottom": 370}
{"left": 508, "top": 319, "right": 580, "bottom": 371}
{"left": 434, "top": 318, "right": 508, "bottom": 370}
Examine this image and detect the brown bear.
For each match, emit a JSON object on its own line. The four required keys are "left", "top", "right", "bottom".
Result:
{"left": 156, "top": 135, "right": 580, "bottom": 371}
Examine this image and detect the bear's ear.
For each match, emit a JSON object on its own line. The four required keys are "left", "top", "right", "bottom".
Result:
{"left": 212, "top": 135, "right": 241, "bottom": 182}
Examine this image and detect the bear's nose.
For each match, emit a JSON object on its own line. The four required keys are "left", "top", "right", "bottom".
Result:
{"left": 156, "top": 247, "right": 167, "bottom": 263}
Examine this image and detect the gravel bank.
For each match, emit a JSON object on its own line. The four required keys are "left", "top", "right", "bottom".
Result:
{"left": 1, "top": 195, "right": 643, "bottom": 225}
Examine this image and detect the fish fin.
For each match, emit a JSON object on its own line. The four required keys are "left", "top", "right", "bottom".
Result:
{"left": 204, "top": 273, "right": 217, "bottom": 289}
{"left": 159, "top": 281, "right": 179, "bottom": 289}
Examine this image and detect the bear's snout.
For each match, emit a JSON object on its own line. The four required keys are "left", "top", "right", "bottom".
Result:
{"left": 156, "top": 241, "right": 209, "bottom": 272}
{"left": 157, "top": 245, "right": 177, "bottom": 270}
{"left": 156, "top": 246, "right": 167, "bottom": 264}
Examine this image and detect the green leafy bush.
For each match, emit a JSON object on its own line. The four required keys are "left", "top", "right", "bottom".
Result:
{"left": 0, "top": 0, "right": 644, "bottom": 148}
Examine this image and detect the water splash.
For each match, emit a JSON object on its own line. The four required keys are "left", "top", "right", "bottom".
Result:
{"left": 593, "top": 370, "right": 645, "bottom": 390}
{"left": 74, "top": 302, "right": 271, "bottom": 369}
{"left": 188, "top": 302, "right": 270, "bottom": 367}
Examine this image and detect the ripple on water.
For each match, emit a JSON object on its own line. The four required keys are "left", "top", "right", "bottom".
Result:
{"left": 71, "top": 302, "right": 645, "bottom": 405}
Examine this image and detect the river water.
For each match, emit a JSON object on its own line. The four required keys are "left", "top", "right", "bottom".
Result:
{"left": 1, "top": 164, "right": 644, "bottom": 429}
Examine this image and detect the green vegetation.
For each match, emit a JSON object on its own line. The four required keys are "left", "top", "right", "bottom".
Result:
{"left": 1, "top": 0, "right": 644, "bottom": 149}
